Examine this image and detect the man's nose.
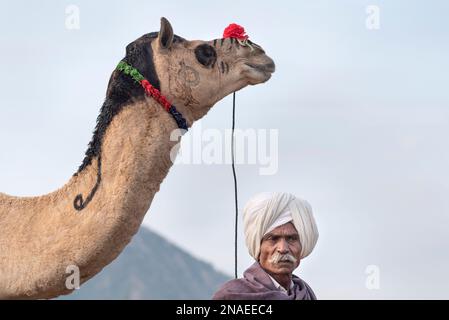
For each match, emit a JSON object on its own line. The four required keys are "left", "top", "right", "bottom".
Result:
{"left": 277, "top": 239, "right": 289, "bottom": 254}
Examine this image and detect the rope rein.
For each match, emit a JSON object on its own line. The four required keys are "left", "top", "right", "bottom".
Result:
{"left": 232, "top": 92, "right": 239, "bottom": 279}
{"left": 222, "top": 23, "right": 250, "bottom": 280}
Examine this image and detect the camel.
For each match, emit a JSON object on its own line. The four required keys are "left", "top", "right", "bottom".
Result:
{"left": 0, "top": 17, "right": 275, "bottom": 299}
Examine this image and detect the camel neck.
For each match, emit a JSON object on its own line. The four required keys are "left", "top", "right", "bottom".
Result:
{"left": 71, "top": 97, "right": 180, "bottom": 217}
{"left": 0, "top": 98, "right": 183, "bottom": 299}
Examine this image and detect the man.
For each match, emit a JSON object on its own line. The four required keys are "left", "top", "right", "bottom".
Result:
{"left": 213, "top": 192, "right": 319, "bottom": 300}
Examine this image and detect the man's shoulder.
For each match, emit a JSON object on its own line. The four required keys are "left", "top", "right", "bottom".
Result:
{"left": 212, "top": 278, "right": 252, "bottom": 300}
{"left": 292, "top": 274, "right": 317, "bottom": 299}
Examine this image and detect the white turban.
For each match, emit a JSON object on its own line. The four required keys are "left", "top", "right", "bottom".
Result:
{"left": 242, "top": 192, "right": 319, "bottom": 260}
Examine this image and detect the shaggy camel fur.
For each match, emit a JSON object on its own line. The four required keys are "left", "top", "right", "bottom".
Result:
{"left": 0, "top": 17, "right": 275, "bottom": 299}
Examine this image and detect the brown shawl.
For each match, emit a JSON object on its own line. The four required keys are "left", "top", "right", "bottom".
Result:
{"left": 212, "top": 262, "right": 317, "bottom": 300}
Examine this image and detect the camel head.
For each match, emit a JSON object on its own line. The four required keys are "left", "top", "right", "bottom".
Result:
{"left": 109, "top": 17, "right": 275, "bottom": 124}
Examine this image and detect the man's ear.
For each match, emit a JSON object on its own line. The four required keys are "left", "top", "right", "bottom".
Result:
{"left": 158, "top": 17, "right": 174, "bottom": 49}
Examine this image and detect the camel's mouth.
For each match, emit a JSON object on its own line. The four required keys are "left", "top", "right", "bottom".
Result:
{"left": 245, "top": 62, "right": 276, "bottom": 74}
{"left": 244, "top": 60, "right": 276, "bottom": 84}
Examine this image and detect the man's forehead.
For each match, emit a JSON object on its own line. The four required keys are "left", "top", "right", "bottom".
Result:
{"left": 266, "top": 222, "right": 298, "bottom": 236}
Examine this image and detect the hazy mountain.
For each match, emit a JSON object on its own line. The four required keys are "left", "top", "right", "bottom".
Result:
{"left": 59, "top": 226, "right": 231, "bottom": 299}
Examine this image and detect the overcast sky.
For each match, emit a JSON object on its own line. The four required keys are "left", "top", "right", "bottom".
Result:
{"left": 1, "top": 0, "right": 448, "bottom": 299}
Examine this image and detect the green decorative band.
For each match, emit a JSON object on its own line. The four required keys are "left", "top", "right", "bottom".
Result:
{"left": 115, "top": 60, "right": 189, "bottom": 131}
{"left": 116, "top": 61, "right": 145, "bottom": 83}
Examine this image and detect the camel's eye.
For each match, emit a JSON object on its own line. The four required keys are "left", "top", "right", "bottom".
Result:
{"left": 195, "top": 44, "right": 217, "bottom": 67}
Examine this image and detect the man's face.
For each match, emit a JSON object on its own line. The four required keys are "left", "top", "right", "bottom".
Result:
{"left": 258, "top": 222, "right": 301, "bottom": 276}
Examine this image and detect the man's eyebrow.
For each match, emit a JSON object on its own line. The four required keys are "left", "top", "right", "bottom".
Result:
{"left": 262, "top": 233, "right": 276, "bottom": 240}
{"left": 263, "top": 232, "right": 299, "bottom": 239}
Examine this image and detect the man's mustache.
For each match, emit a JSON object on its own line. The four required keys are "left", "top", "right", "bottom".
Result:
{"left": 268, "top": 252, "right": 297, "bottom": 264}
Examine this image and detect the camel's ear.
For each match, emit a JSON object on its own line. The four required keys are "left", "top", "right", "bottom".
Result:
{"left": 158, "top": 17, "right": 174, "bottom": 49}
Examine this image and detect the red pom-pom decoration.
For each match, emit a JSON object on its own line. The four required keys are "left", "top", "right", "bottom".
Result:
{"left": 223, "top": 23, "right": 249, "bottom": 40}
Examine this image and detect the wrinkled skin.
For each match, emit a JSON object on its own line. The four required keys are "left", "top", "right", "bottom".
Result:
{"left": 259, "top": 222, "right": 301, "bottom": 290}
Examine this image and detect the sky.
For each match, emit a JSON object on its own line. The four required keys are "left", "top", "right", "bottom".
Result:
{"left": 1, "top": 0, "right": 449, "bottom": 299}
